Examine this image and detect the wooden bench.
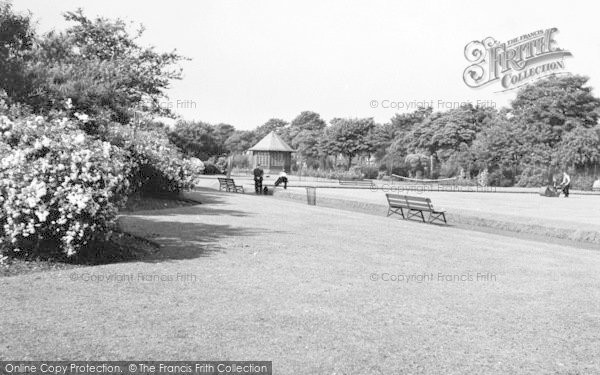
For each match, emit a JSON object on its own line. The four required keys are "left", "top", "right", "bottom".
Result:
{"left": 217, "top": 178, "right": 244, "bottom": 193}
{"left": 385, "top": 193, "right": 446, "bottom": 224}
{"left": 339, "top": 179, "right": 374, "bottom": 187}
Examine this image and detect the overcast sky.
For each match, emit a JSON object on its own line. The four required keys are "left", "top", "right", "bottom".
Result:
{"left": 14, "top": 0, "right": 600, "bottom": 130}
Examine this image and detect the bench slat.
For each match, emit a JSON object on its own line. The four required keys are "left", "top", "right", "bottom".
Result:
{"left": 339, "top": 180, "right": 373, "bottom": 186}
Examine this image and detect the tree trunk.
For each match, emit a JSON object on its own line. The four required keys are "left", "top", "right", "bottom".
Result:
{"left": 430, "top": 155, "right": 434, "bottom": 179}
{"left": 347, "top": 155, "right": 353, "bottom": 171}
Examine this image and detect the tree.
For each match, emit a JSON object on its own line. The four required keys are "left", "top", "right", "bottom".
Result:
{"left": 511, "top": 74, "right": 600, "bottom": 163}
{"left": 554, "top": 126, "right": 600, "bottom": 168}
{"left": 213, "top": 123, "right": 236, "bottom": 154}
{"left": 410, "top": 105, "right": 481, "bottom": 155}
{"left": 470, "top": 113, "right": 524, "bottom": 185}
{"left": 289, "top": 111, "right": 326, "bottom": 132}
{"left": 324, "top": 118, "right": 376, "bottom": 170}
{"left": 255, "top": 118, "right": 288, "bottom": 140}
{"left": 224, "top": 130, "right": 256, "bottom": 154}
{"left": 26, "top": 8, "right": 187, "bottom": 132}
{"left": 282, "top": 111, "right": 327, "bottom": 166}
{"left": 389, "top": 107, "right": 433, "bottom": 137}
{"left": 379, "top": 107, "right": 433, "bottom": 166}
{"left": 510, "top": 74, "right": 600, "bottom": 182}
{"left": 512, "top": 75, "right": 599, "bottom": 136}
{"left": 0, "top": 2, "right": 35, "bottom": 103}
{"left": 168, "top": 121, "right": 219, "bottom": 160}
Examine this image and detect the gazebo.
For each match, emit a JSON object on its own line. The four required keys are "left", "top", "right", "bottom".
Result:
{"left": 248, "top": 131, "right": 294, "bottom": 173}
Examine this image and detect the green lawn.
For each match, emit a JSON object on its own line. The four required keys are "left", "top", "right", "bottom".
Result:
{"left": 1, "top": 188, "right": 599, "bottom": 374}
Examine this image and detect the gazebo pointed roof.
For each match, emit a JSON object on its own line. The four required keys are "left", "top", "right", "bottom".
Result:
{"left": 248, "top": 131, "right": 294, "bottom": 152}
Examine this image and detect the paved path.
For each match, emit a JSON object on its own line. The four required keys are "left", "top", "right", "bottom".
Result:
{"left": 1, "top": 189, "right": 599, "bottom": 374}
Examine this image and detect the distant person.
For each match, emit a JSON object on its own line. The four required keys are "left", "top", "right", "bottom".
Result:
{"left": 551, "top": 176, "right": 560, "bottom": 196}
{"left": 560, "top": 171, "right": 571, "bottom": 197}
{"left": 274, "top": 170, "right": 288, "bottom": 189}
{"left": 253, "top": 164, "right": 264, "bottom": 194}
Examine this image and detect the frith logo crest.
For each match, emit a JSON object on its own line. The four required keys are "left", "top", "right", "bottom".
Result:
{"left": 463, "top": 28, "right": 572, "bottom": 91}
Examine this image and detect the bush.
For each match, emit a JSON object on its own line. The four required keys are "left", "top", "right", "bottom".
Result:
{"left": 105, "top": 125, "right": 197, "bottom": 194}
{"left": 405, "top": 154, "right": 429, "bottom": 177}
{"left": 207, "top": 156, "right": 228, "bottom": 172}
{"left": 570, "top": 174, "right": 595, "bottom": 190}
{"left": 300, "top": 168, "right": 363, "bottom": 180}
{"left": 0, "top": 114, "right": 131, "bottom": 258}
{"left": 390, "top": 165, "right": 409, "bottom": 178}
{"left": 487, "top": 168, "right": 515, "bottom": 187}
{"left": 359, "top": 165, "right": 379, "bottom": 179}
{"left": 231, "top": 154, "right": 250, "bottom": 169}
{"left": 203, "top": 162, "right": 224, "bottom": 175}
{"left": 438, "top": 160, "right": 459, "bottom": 178}
{"left": 183, "top": 157, "right": 205, "bottom": 177}
{"left": 517, "top": 167, "right": 548, "bottom": 187}
{"left": 477, "top": 169, "right": 489, "bottom": 187}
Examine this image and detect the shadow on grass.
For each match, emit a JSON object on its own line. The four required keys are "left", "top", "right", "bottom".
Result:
{"left": 127, "top": 205, "right": 251, "bottom": 218}
{"left": 131, "top": 219, "right": 272, "bottom": 262}
{"left": 118, "top": 194, "right": 282, "bottom": 262}
{"left": 184, "top": 188, "right": 241, "bottom": 205}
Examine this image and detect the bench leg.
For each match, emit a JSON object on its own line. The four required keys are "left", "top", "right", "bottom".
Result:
{"left": 407, "top": 209, "right": 424, "bottom": 222}
{"left": 428, "top": 212, "right": 447, "bottom": 225}
{"left": 387, "top": 207, "right": 405, "bottom": 218}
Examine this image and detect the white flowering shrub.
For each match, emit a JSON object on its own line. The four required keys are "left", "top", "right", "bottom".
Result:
{"left": 105, "top": 125, "right": 198, "bottom": 194}
{"left": 0, "top": 115, "right": 132, "bottom": 257}
{"left": 183, "top": 157, "right": 205, "bottom": 180}
{"left": 477, "top": 168, "right": 489, "bottom": 187}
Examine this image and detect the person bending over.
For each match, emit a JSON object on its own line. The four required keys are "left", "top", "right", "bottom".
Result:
{"left": 560, "top": 171, "right": 571, "bottom": 198}
{"left": 274, "top": 171, "right": 288, "bottom": 189}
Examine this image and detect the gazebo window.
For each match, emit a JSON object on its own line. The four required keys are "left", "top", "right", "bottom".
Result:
{"left": 257, "top": 152, "right": 269, "bottom": 165}
{"left": 271, "top": 152, "right": 283, "bottom": 166}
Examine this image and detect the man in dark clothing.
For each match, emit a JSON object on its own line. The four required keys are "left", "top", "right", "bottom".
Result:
{"left": 253, "top": 164, "right": 264, "bottom": 194}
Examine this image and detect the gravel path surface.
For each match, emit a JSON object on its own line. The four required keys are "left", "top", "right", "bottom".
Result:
{"left": 1, "top": 188, "right": 599, "bottom": 374}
